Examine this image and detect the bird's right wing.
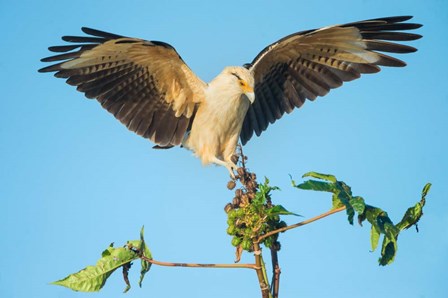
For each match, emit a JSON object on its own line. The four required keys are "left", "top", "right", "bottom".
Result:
{"left": 39, "top": 27, "right": 207, "bottom": 147}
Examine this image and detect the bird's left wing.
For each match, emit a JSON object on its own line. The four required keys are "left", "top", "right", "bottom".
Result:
{"left": 240, "top": 16, "right": 422, "bottom": 145}
{"left": 39, "top": 27, "right": 206, "bottom": 147}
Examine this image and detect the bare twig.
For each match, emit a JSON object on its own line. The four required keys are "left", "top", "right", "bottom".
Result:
{"left": 139, "top": 255, "right": 258, "bottom": 270}
{"left": 257, "top": 206, "right": 347, "bottom": 243}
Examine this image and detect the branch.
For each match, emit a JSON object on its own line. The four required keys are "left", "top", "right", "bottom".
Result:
{"left": 139, "top": 255, "right": 258, "bottom": 270}
{"left": 257, "top": 206, "right": 346, "bottom": 243}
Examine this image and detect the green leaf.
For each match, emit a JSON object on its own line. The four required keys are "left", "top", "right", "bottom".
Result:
{"left": 379, "top": 236, "right": 397, "bottom": 266}
{"left": 332, "top": 193, "right": 345, "bottom": 209}
{"left": 267, "top": 205, "right": 300, "bottom": 216}
{"left": 101, "top": 243, "right": 114, "bottom": 257}
{"left": 349, "top": 196, "right": 365, "bottom": 214}
{"left": 396, "top": 183, "right": 431, "bottom": 231}
{"left": 422, "top": 183, "right": 432, "bottom": 199}
{"left": 370, "top": 225, "right": 380, "bottom": 252}
{"left": 345, "top": 206, "right": 355, "bottom": 225}
{"left": 139, "top": 226, "right": 152, "bottom": 287}
{"left": 294, "top": 180, "right": 335, "bottom": 192}
{"left": 52, "top": 246, "right": 139, "bottom": 292}
{"left": 302, "top": 172, "right": 337, "bottom": 183}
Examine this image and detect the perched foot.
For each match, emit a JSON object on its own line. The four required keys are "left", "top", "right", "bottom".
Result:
{"left": 211, "top": 157, "right": 238, "bottom": 179}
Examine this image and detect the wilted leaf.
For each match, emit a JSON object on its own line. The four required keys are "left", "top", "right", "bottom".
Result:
{"left": 349, "top": 196, "right": 365, "bottom": 214}
{"left": 295, "top": 172, "right": 430, "bottom": 267}
{"left": 379, "top": 236, "right": 397, "bottom": 266}
{"left": 139, "top": 226, "right": 152, "bottom": 287}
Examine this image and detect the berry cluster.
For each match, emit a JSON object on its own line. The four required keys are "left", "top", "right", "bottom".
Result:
{"left": 225, "top": 155, "right": 286, "bottom": 253}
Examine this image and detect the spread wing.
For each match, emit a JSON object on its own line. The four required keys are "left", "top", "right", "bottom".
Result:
{"left": 240, "top": 16, "right": 422, "bottom": 145}
{"left": 39, "top": 27, "right": 207, "bottom": 147}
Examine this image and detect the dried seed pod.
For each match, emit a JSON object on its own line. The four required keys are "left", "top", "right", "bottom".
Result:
{"left": 232, "top": 196, "right": 241, "bottom": 206}
{"left": 231, "top": 154, "right": 239, "bottom": 164}
{"left": 227, "top": 180, "right": 236, "bottom": 190}
{"left": 251, "top": 173, "right": 257, "bottom": 180}
{"left": 237, "top": 167, "right": 246, "bottom": 176}
{"left": 224, "top": 203, "right": 233, "bottom": 213}
{"left": 247, "top": 181, "right": 258, "bottom": 190}
{"left": 235, "top": 189, "right": 243, "bottom": 198}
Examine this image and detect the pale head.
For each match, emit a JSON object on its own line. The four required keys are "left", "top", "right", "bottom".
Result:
{"left": 209, "top": 66, "right": 255, "bottom": 104}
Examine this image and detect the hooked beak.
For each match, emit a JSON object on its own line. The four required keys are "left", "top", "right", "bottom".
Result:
{"left": 244, "top": 91, "right": 255, "bottom": 104}
{"left": 241, "top": 83, "right": 255, "bottom": 104}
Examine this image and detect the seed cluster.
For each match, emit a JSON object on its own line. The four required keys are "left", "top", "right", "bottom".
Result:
{"left": 225, "top": 154, "right": 286, "bottom": 253}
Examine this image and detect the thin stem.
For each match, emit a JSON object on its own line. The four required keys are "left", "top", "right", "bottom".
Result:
{"left": 253, "top": 243, "right": 272, "bottom": 298}
{"left": 270, "top": 249, "right": 280, "bottom": 298}
{"left": 257, "top": 206, "right": 346, "bottom": 243}
{"left": 139, "top": 255, "right": 258, "bottom": 270}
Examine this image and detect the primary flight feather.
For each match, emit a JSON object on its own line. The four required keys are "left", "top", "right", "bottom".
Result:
{"left": 39, "top": 16, "right": 422, "bottom": 177}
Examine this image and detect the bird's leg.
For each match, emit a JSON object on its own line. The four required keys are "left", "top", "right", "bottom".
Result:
{"left": 212, "top": 157, "right": 238, "bottom": 179}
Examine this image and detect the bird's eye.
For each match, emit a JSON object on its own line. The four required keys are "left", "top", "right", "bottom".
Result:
{"left": 231, "top": 72, "right": 242, "bottom": 80}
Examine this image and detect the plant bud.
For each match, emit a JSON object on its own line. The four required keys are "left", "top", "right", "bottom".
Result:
{"left": 231, "top": 236, "right": 242, "bottom": 247}
{"left": 227, "top": 225, "right": 236, "bottom": 235}
{"left": 241, "top": 239, "right": 252, "bottom": 251}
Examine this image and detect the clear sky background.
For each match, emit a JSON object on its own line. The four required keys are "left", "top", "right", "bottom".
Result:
{"left": 1, "top": 1, "right": 447, "bottom": 297}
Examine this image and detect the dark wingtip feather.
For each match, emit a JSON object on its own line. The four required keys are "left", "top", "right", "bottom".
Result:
{"left": 81, "top": 27, "right": 124, "bottom": 39}
{"left": 38, "top": 63, "right": 62, "bottom": 72}
{"left": 48, "top": 45, "right": 81, "bottom": 52}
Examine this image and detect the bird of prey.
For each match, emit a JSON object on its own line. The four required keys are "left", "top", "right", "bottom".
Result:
{"left": 39, "top": 16, "right": 421, "bottom": 177}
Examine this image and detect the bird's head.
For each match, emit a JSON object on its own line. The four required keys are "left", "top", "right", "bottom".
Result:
{"left": 222, "top": 66, "right": 255, "bottom": 104}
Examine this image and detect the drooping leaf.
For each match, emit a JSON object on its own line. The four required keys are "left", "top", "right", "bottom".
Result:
{"left": 370, "top": 225, "right": 381, "bottom": 252}
{"left": 122, "top": 262, "right": 132, "bottom": 293}
{"left": 379, "top": 234, "right": 397, "bottom": 266}
{"left": 349, "top": 196, "right": 365, "bottom": 214}
{"left": 138, "top": 226, "right": 152, "bottom": 287}
{"left": 52, "top": 246, "right": 139, "bottom": 292}
{"left": 294, "top": 172, "right": 430, "bottom": 266}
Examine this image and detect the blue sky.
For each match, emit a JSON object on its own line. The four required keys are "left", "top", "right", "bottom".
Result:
{"left": 1, "top": 0, "right": 447, "bottom": 297}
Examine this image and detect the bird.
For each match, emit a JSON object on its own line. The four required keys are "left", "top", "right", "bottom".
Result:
{"left": 39, "top": 16, "right": 421, "bottom": 177}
